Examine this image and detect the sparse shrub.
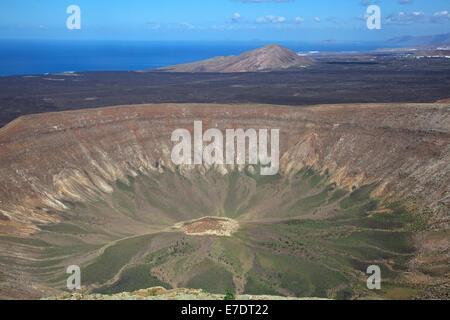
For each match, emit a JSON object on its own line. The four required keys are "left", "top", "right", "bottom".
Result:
{"left": 410, "top": 208, "right": 433, "bottom": 232}
{"left": 224, "top": 289, "right": 235, "bottom": 300}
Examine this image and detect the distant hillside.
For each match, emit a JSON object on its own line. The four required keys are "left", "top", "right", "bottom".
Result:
{"left": 150, "top": 44, "right": 314, "bottom": 73}
{"left": 412, "top": 49, "right": 450, "bottom": 57}
{"left": 387, "top": 32, "right": 450, "bottom": 46}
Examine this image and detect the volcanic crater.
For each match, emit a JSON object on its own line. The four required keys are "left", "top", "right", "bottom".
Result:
{"left": 0, "top": 102, "right": 448, "bottom": 300}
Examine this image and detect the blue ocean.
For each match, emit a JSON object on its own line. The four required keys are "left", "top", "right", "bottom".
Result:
{"left": 0, "top": 40, "right": 389, "bottom": 76}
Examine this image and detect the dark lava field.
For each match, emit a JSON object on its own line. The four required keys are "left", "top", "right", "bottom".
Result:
{"left": 0, "top": 56, "right": 449, "bottom": 128}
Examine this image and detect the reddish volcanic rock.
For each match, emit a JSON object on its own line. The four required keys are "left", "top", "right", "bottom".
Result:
{"left": 0, "top": 102, "right": 448, "bottom": 235}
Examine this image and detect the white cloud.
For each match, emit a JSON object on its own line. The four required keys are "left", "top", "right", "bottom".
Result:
{"left": 432, "top": 10, "right": 450, "bottom": 23}
{"left": 180, "top": 22, "right": 195, "bottom": 30}
{"left": 359, "top": 0, "right": 381, "bottom": 6}
{"left": 256, "top": 15, "right": 287, "bottom": 24}
{"left": 385, "top": 10, "right": 450, "bottom": 24}
{"left": 314, "top": 17, "right": 321, "bottom": 22}
{"left": 355, "top": 13, "right": 370, "bottom": 21}
{"left": 434, "top": 10, "right": 449, "bottom": 17}
{"left": 385, "top": 11, "right": 427, "bottom": 24}
{"left": 235, "top": 0, "right": 293, "bottom": 2}
{"left": 231, "top": 13, "right": 242, "bottom": 23}
{"left": 150, "top": 24, "right": 161, "bottom": 30}
{"left": 294, "top": 17, "right": 304, "bottom": 23}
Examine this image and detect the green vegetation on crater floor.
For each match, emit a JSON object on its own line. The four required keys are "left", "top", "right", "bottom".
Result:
{"left": 9, "top": 167, "right": 428, "bottom": 300}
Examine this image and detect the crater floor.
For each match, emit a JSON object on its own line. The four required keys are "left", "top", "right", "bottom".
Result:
{"left": 174, "top": 217, "right": 239, "bottom": 237}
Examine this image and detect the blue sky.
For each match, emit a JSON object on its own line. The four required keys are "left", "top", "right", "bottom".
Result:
{"left": 0, "top": 0, "right": 449, "bottom": 41}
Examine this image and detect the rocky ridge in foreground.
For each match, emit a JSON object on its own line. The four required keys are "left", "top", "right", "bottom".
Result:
{"left": 45, "top": 286, "right": 326, "bottom": 300}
